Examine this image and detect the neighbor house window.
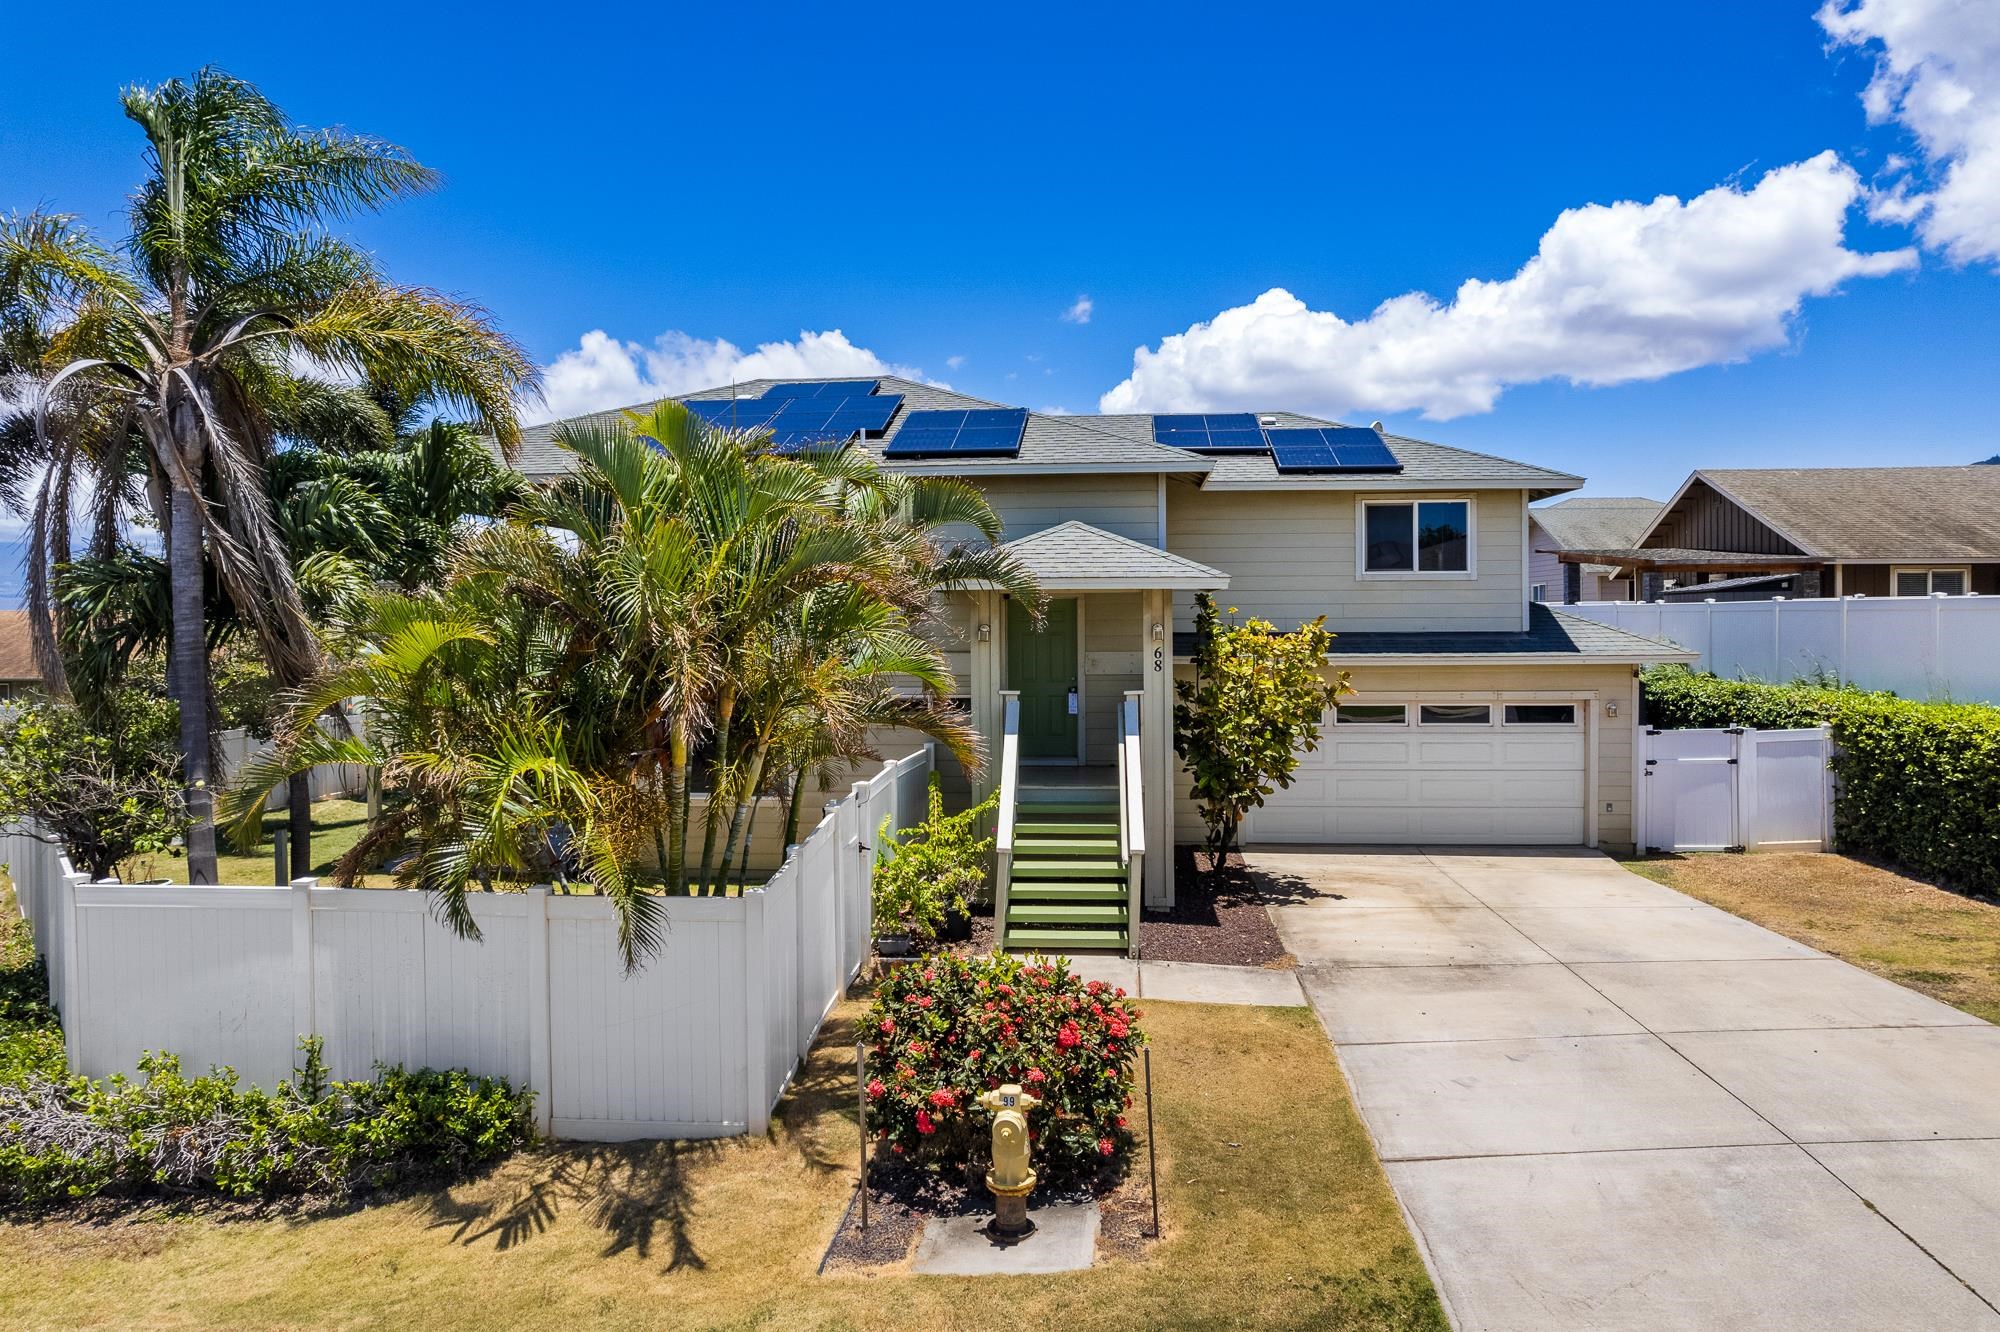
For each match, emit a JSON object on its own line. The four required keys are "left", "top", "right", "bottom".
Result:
{"left": 1361, "top": 499, "right": 1471, "bottom": 575}
{"left": 1892, "top": 567, "right": 1970, "bottom": 596}
{"left": 1531, "top": 583, "right": 1548, "bottom": 603}
{"left": 1418, "top": 704, "right": 1491, "bottom": 725}
{"left": 1335, "top": 704, "right": 1407, "bottom": 725}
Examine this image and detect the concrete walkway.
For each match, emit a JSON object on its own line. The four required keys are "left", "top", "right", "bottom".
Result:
{"left": 1249, "top": 846, "right": 2000, "bottom": 1331}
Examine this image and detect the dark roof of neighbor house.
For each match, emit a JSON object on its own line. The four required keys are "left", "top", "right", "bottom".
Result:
{"left": 1669, "top": 467, "right": 2000, "bottom": 562}
{"left": 1658, "top": 572, "right": 1799, "bottom": 597}
{"left": 999, "top": 522, "right": 1229, "bottom": 590}
{"left": 510, "top": 378, "right": 1582, "bottom": 495}
{"left": 1547, "top": 546, "right": 1822, "bottom": 571}
{"left": 1173, "top": 603, "right": 1695, "bottom": 662}
{"left": 0, "top": 611, "right": 35, "bottom": 682}
{"left": 1531, "top": 496, "right": 1664, "bottom": 578}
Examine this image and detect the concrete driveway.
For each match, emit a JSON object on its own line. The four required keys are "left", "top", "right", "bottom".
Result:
{"left": 1250, "top": 846, "right": 2000, "bottom": 1331}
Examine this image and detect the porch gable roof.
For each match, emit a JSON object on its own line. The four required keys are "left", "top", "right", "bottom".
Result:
{"left": 998, "top": 521, "right": 1230, "bottom": 591}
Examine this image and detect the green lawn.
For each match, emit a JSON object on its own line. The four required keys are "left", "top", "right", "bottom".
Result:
{"left": 145, "top": 798, "right": 392, "bottom": 887}
{"left": 1625, "top": 851, "right": 2000, "bottom": 1023}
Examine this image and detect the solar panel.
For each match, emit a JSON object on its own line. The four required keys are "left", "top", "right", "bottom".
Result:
{"left": 686, "top": 400, "right": 783, "bottom": 431}
{"left": 1266, "top": 426, "right": 1402, "bottom": 473}
{"left": 1150, "top": 412, "right": 1267, "bottom": 452}
{"left": 882, "top": 408, "right": 1028, "bottom": 458}
{"left": 759, "top": 380, "right": 882, "bottom": 399}
{"left": 688, "top": 393, "right": 904, "bottom": 448}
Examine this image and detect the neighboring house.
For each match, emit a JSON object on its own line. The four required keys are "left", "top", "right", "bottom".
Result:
{"left": 1528, "top": 497, "right": 1662, "bottom": 603}
{"left": 0, "top": 610, "right": 38, "bottom": 702}
{"left": 515, "top": 378, "right": 1695, "bottom": 949}
{"left": 1545, "top": 467, "right": 2000, "bottom": 600}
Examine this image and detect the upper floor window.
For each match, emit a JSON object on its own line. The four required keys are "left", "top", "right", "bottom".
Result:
{"left": 1360, "top": 498, "right": 1472, "bottom": 577}
{"left": 1892, "top": 566, "right": 1969, "bottom": 596}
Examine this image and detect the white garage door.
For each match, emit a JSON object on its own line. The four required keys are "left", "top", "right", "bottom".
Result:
{"left": 1243, "top": 700, "right": 1587, "bottom": 845}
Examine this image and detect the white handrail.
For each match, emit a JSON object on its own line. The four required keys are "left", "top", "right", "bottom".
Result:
{"left": 1120, "top": 691, "right": 1145, "bottom": 960}
{"left": 993, "top": 692, "right": 1021, "bottom": 952}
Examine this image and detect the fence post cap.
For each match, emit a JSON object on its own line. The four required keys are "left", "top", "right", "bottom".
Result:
{"left": 288, "top": 876, "right": 319, "bottom": 889}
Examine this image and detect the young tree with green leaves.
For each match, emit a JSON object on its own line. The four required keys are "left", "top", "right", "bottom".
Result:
{"left": 1173, "top": 592, "right": 1351, "bottom": 867}
{"left": 0, "top": 70, "right": 533, "bottom": 883}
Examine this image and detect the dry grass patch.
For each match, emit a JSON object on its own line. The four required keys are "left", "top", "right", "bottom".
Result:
{"left": 0, "top": 999, "right": 1442, "bottom": 1332}
{"left": 1625, "top": 852, "right": 2000, "bottom": 1023}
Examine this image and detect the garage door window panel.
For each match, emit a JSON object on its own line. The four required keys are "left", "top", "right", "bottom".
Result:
{"left": 1419, "top": 704, "right": 1492, "bottom": 725}
{"left": 1504, "top": 704, "right": 1577, "bottom": 725}
{"left": 1336, "top": 704, "right": 1408, "bottom": 725}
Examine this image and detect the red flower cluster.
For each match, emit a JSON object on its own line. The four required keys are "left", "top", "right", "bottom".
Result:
{"left": 863, "top": 952, "right": 1146, "bottom": 1181}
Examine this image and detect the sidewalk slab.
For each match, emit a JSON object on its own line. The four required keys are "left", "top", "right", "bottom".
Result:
{"left": 1340, "top": 1033, "right": 1785, "bottom": 1160}
{"left": 1301, "top": 963, "right": 1642, "bottom": 1045}
{"left": 1666, "top": 1025, "right": 2000, "bottom": 1143}
{"left": 1575, "top": 958, "right": 1985, "bottom": 1034}
{"left": 1140, "top": 960, "right": 1302, "bottom": 1006}
{"left": 1389, "top": 1146, "right": 1998, "bottom": 1331}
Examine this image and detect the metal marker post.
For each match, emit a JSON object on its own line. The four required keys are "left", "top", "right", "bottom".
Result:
{"left": 273, "top": 828, "right": 290, "bottom": 886}
{"left": 856, "top": 1041, "right": 869, "bottom": 1231}
{"left": 1144, "top": 1046, "right": 1160, "bottom": 1238}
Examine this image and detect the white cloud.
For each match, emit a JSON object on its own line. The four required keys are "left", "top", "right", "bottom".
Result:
{"left": 1100, "top": 153, "right": 1914, "bottom": 420}
{"left": 1821, "top": 0, "right": 2000, "bottom": 265}
{"left": 1060, "top": 295, "right": 1094, "bottom": 325}
{"left": 526, "top": 328, "right": 931, "bottom": 424}
{"left": 946, "top": 354, "right": 966, "bottom": 370}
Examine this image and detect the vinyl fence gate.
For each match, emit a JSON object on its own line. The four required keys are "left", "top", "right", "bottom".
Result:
{"left": 1639, "top": 726, "right": 1834, "bottom": 854}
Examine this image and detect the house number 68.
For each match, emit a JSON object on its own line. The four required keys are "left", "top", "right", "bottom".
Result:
{"left": 1153, "top": 646, "right": 1165, "bottom": 672}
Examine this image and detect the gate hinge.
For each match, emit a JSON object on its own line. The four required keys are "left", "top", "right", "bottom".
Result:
{"left": 1644, "top": 759, "right": 1658, "bottom": 766}
{"left": 1726, "top": 845, "right": 1747, "bottom": 853}
{"left": 1724, "top": 726, "right": 1746, "bottom": 735}
{"left": 1726, "top": 758, "right": 1739, "bottom": 765}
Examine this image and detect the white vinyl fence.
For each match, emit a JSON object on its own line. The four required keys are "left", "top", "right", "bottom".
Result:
{"left": 1639, "top": 726, "right": 1833, "bottom": 854}
{"left": 1, "top": 744, "right": 933, "bottom": 1141}
{"left": 1563, "top": 595, "right": 2000, "bottom": 704}
{"left": 216, "top": 703, "right": 370, "bottom": 810}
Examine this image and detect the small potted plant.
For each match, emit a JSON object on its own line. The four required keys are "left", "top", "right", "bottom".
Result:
{"left": 871, "top": 777, "right": 997, "bottom": 956}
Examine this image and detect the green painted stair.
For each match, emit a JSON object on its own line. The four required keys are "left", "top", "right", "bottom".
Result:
{"left": 1003, "top": 780, "right": 1129, "bottom": 954}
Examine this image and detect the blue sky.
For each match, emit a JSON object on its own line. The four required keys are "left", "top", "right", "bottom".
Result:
{"left": 3, "top": 0, "right": 1997, "bottom": 594}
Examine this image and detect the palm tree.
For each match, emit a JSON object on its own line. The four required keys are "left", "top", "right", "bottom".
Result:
{"left": 0, "top": 70, "right": 534, "bottom": 881}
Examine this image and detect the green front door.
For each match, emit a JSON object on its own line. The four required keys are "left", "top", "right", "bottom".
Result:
{"left": 1007, "top": 596, "right": 1078, "bottom": 760}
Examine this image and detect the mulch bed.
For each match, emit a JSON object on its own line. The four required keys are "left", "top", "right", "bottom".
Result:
{"left": 1137, "top": 850, "right": 1292, "bottom": 968}
{"left": 819, "top": 1160, "right": 1157, "bottom": 1274}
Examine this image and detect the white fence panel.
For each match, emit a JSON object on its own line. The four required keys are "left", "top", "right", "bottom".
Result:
{"left": 1565, "top": 596, "right": 2000, "bottom": 703}
{"left": 1641, "top": 726, "right": 1833, "bottom": 854}
{"left": 4, "top": 743, "right": 933, "bottom": 1141}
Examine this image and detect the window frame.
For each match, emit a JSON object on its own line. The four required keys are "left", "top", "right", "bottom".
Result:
{"left": 1356, "top": 495, "right": 1477, "bottom": 581}
{"left": 1890, "top": 565, "right": 1972, "bottom": 596}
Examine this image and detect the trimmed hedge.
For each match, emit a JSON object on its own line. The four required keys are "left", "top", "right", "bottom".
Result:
{"left": 1642, "top": 666, "right": 2000, "bottom": 896}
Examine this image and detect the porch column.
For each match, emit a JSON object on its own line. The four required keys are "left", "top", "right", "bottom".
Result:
{"left": 1141, "top": 588, "right": 1173, "bottom": 909}
{"left": 969, "top": 590, "right": 1001, "bottom": 802}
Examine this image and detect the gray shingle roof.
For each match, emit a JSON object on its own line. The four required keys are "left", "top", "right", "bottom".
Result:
{"left": 1688, "top": 467, "right": 2000, "bottom": 561}
{"left": 1172, "top": 603, "right": 1694, "bottom": 661}
{"left": 1532, "top": 496, "right": 1663, "bottom": 575}
{"left": 1000, "top": 522, "right": 1229, "bottom": 589}
{"left": 509, "top": 382, "right": 1578, "bottom": 493}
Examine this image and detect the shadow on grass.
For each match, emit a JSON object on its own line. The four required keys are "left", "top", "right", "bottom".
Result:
{"left": 419, "top": 1008, "right": 865, "bottom": 1273}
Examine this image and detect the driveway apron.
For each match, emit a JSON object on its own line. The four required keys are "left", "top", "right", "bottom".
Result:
{"left": 1254, "top": 846, "right": 2000, "bottom": 1332}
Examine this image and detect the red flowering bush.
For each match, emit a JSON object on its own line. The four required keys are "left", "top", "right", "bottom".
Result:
{"left": 864, "top": 952, "right": 1144, "bottom": 1181}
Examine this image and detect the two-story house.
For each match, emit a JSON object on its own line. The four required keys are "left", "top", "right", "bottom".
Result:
{"left": 515, "top": 377, "right": 1695, "bottom": 952}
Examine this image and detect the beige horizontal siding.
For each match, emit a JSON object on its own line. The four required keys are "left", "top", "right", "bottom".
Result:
{"left": 1082, "top": 592, "right": 1143, "bottom": 764}
{"left": 972, "top": 475, "right": 1161, "bottom": 545}
{"left": 1168, "top": 486, "right": 1526, "bottom": 633}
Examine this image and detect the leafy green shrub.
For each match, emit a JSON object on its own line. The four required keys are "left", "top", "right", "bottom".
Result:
{"left": 871, "top": 777, "right": 998, "bottom": 943}
{"left": 0, "top": 913, "right": 65, "bottom": 1086}
{"left": 0, "top": 1037, "right": 534, "bottom": 1210}
{"left": 864, "top": 952, "right": 1143, "bottom": 1182}
{"left": 1174, "top": 592, "right": 1349, "bottom": 862}
{"left": 0, "top": 692, "right": 186, "bottom": 881}
{"left": 1642, "top": 666, "right": 2000, "bottom": 896}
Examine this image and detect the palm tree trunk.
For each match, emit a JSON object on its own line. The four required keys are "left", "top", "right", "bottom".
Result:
{"left": 167, "top": 480, "right": 218, "bottom": 884}
{"left": 782, "top": 765, "right": 809, "bottom": 852}
{"left": 697, "top": 687, "right": 737, "bottom": 892}
{"left": 287, "top": 773, "right": 312, "bottom": 879}
{"left": 735, "top": 794, "right": 765, "bottom": 891}
{"left": 717, "top": 737, "right": 771, "bottom": 890}
{"left": 665, "top": 726, "right": 690, "bottom": 893}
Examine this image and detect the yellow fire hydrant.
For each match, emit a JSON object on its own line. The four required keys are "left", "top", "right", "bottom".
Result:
{"left": 977, "top": 1083, "right": 1042, "bottom": 1236}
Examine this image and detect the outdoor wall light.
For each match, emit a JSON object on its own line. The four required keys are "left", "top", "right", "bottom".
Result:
{"left": 1151, "top": 621, "right": 1165, "bottom": 641}
{"left": 977, "top": 624, "right": 991, "bottom": 642}
{"left": 1604, "top": 701, "right": 1619, "bottom": 717}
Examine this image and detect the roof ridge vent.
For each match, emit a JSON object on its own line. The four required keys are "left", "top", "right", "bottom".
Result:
{"left": 1371, "top": 420, "right": 1385, "bottom": 431}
